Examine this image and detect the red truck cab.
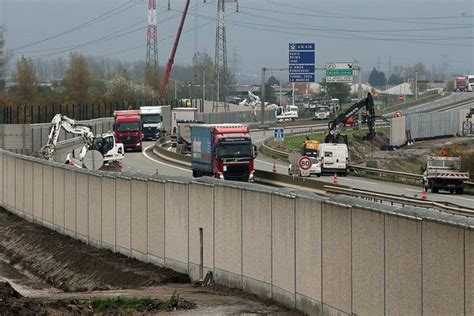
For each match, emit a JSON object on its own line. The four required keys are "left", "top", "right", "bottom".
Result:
{"left": 190, "top": 124, "right": 257, "bottom": 182}
{"left": 113, "top": 110, "right": 143, "bottom": 152}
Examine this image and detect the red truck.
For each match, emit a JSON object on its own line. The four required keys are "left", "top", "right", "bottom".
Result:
{"left": 455, "top": 77, "right": 468, "bottom": 92}
{"left": 189, "top": 124, "right": 257, "bottom": 182}
{"left": 113, "top": 110, "right": 143, "bottom": 152}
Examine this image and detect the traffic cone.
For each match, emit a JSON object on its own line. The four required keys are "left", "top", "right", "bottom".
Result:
{"left": 333, "top": 173, "right": 338, "bottom": 185}
{"left": 272, "top": 162, "right": 277, "bottom": 173}
{"left": 421, "top": 187, "right": 427, "bottom": 200}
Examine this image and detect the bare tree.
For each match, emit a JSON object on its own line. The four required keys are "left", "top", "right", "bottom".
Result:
{"left": 13, "top": 56, "right": 37, "bottom": 105}
{"left": 63, "top": 52, "right": 92, "bottom": 104}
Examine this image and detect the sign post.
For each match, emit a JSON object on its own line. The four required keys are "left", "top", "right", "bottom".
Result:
{"left": 325, "top": 62, "right": 354, "bottom": 83}
{"left": 273, "top": 128, "right": 285, "bottom": 141}
{"left": 298, "top": 156, "right": 312, "bottom": 177}
{"left": 289, "top": 43, "right": 315, "bottom": 83}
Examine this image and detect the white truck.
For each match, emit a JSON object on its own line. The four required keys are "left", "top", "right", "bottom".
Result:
{"left": 275, "top": 105, "right": 298, "bottom": 122}
{"left": 467, "top": 75, "right": 474, "bottom": 92}
{"left": 139, "top": 106, "right": 170, "bottom": 140}
{"left": 422, "top": 156, "right": 469, "bottom": 194}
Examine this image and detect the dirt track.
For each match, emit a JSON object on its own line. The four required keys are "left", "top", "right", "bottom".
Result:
{"left": 0, "top": 209, "right": 299, "bottom": 315}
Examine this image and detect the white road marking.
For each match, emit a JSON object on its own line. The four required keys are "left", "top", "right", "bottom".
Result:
{"left": 405, "top": 189, "right": 474, "bottom": 202}
{"left": 142, "top": 145, "right": 192, "bottom": 173}
{"left": 405, "top": 189, "right": 421, "bottom": 193}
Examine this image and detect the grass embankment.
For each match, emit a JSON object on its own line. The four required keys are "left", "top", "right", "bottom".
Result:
{"left": 281, "top": 127, "right": 389, "bottom": 152}
{"left": 37, "top": 293, "right": 194, "bottom": 314}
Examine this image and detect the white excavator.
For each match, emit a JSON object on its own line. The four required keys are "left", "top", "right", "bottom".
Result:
{"left": 40, "top": 114, "right": 124, "bottom": 170}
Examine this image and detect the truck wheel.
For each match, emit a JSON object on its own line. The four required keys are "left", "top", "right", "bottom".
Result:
{"left": 455, "top": 188, "right": 464, "bottom": 195}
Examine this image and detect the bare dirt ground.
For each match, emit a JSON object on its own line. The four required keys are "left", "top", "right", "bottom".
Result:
{"left": 0, "top": 209, "right": 300, "bottom": 315}
{"left": 350, "top": 136, "right": 474, "bottom": 175}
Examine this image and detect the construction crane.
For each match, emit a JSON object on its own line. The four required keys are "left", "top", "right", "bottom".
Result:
{"left": 40, "top": 114, "right": 124, "bottom": 168}
{"left": 159, "top": 0, "right": 191, "bottom": 101}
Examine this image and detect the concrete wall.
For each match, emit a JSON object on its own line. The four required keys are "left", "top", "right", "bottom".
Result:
{"left": 0, "top": 150, "right": 472, "bottom": 316}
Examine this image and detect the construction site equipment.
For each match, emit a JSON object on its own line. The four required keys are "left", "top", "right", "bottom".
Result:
{"left": 324, "top": 93, "right": 376, "bottom": 144}
{"left": 159, "top": 0, "right": 191, "bottom": 100}
{"left": 422, "top": 156, "right": 469, "bottom": 194}
{"left": 40, "top": 114, "right": 124, "bottom": 169}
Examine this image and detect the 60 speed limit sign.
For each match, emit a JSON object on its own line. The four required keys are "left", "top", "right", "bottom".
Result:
{"left": 298, "top": 156, "right": 312, "bottom": 170}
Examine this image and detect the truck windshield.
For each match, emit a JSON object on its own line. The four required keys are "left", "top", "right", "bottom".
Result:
{"left": 218, "top": 141, "right": 252, "bottom": 159}
{"left": 115, "top": 122, "right": 140, "bottom": 132}
{"left": 141, "top": 114, "right": 162, "bottom": 124}
{"left": 469, "top": 78, "right": 474, "bottom": 83}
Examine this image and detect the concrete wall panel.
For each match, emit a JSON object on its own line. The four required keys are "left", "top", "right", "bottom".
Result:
{"left": 88, "top": 175, "right": 102, "bottom": 243}
{"left": 295, "top": 197, "right": 322, "bottom": 303}
{"left": 52, "top": 168, "right": 65, "bottom": 228}
{"left": 63, "top": 170, "right": 76, "bottom": 234}
{"left": 23, "top": 161, "right": 33, "bottom": 215}
{"left": 6, "top": 156, "right": 15, "bottom": 208}
{"left": 131, "top": 179, "right": 148, "bottom": 255}
{"left": 32, "top": 163, "right": 43, "bottom": 219}
{"left": 466, "top": 229, "right": 474, "bottom": 315}
{"left": 101, "top": 177, "right": 116, "bottom": 248}
{"left": 352, "top": 208, "right": 384, "bottom": 316}
{"left": 0, "top": 153, "right": 4, "bottom": 203}
{"left": 322, "top": 202, "right": 352, "bottom": 313}
{"left": 15, "top": 159, "right": 24, "bottom": 212}
{"left": 385, "top": 215, "right": 422, "bottom": 315}
{"left": 75, "top": 173, "right": 89, "bottom": 238}
{"left": 188, "top": 183, "right": 214, "bottom": 273}
{"left": 115, "top": 178, "right": 131, "bottom": 251}
{"left": 422, "top": 221, "right": 464, "bottom": 315}
{"left": 164, "top": 182, "right": 188, "bottom": 271}
{"left": 147, "top": 181, "right": 165, "bottom": 260}
{"left": 42, "top": 165, "right": 54, "bottom": 223}
{"left": 214, "top": 186, "right": 242, "bottom": 278}
{"left": 272, "top": 194, "right": 296, "bottom": 301}
{"left": 242, "top": 190, "right": 271, "bottom": 296}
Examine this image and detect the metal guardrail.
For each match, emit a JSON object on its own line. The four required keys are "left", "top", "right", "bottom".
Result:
{"left": 324, "top": 185, "right": 474, "bottom": 217}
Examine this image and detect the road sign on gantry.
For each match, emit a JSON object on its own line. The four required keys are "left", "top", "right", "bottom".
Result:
{"left": 298, "top": 156, "right": 312, "bottom": 170}
{"left": 289, "top": 43, "right": 315, "bottom": 83}
{"left": 325, "top": 62, "right": 354, "bottom": 83}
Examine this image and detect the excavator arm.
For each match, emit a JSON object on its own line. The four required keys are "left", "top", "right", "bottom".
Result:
{"left": 324, "top": 94, "right": 376, "bottom": 143}
{"left": 40, "top": 114, "right": 94, "bottom": 160}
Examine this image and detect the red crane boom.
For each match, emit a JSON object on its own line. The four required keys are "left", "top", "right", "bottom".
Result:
{"left": 159, "top": 0, "right": 191, "bottom": 101}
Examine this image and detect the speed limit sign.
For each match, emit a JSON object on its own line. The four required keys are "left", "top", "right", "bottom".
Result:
{"left": 298, "top": 156, "right": 312, "bottom": 170}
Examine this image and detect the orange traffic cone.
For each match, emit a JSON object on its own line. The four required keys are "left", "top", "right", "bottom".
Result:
{"left": 272, "top": 162, "right": 277, "bottom": 173}
{"left": 333, "top": 173, "right": 338, "bottom": 184}
{"left": 421, "top": 187, "right": 427, "bottom": 200}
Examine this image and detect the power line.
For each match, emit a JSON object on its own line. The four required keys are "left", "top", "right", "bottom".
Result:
{"left": 9, "top": 0, "right": 141, "bottom": 52}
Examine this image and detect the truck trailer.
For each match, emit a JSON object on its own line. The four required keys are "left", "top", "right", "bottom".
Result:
{"left": 190, "top": 124, "right": 257, "bottom": 182}
{"left": 113, "top": 110, "right": 143, "bottom": 152}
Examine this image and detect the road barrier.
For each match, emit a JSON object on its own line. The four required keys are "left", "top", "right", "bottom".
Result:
{"left": 0, "top": 149, "right": 472, "bottom": 315}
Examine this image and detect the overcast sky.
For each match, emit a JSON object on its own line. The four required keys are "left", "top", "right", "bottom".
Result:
{"left": 1, "top": 0, "right": 473, "bottom": 80}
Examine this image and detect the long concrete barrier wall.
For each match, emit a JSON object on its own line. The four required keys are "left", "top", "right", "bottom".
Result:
{"left": 0, "top": 149, "right": 472, "bottom": 315}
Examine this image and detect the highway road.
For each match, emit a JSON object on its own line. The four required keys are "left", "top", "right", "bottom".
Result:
{"left": 123, "top": 128, "right": 474, "bottom": 209}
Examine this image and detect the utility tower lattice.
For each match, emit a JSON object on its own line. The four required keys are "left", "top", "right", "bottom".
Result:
{"left": 213, "top": 0, "right": 236, "bottom": 112}
{"left": 145, "top": 0, "right": 159, "bottom": 92}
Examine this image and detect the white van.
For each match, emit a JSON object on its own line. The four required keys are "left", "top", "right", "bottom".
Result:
{"left": 317, "top": 143, "right": 348, "bottom": 176}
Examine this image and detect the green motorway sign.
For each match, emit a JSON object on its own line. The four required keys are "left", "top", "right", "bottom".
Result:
{"left": 325, "top": 69, "right": 353, "bottom": 76}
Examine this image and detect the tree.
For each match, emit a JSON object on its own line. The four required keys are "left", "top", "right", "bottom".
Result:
{"left": 267, "top": 75, "right": 280, "bottom": 86}
{"left": 387, "top": 73, "right": 404, "bottom": 85}
{"left": 327, "top": 82, "right": 351, "bottom": 102}
{"left": 63, "top": 53, "right": 92, "bottom": 104}
{"left": 192, "top": 52, "right": 215, "bottom": 100}
{"left": 12, "top": 56, "right": 37, "bottom": 105}
{"left": 145, "top": 63, "right": 159, "bottom": 92}
{"left": 0, "top": 26, "right": 12, "bottom": 93}
{"left": 368, "top": 67, "right": 387, "bottom": 87}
